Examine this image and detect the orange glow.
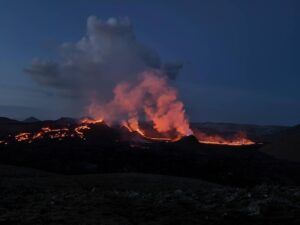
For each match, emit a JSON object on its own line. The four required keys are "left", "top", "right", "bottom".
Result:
{"left": 122, "top": 119, "right": 181, "bottom": 142}
{"left": 5, "top": 125, "right": 93, "bottom": 144}
{"left": 121, "top": 120, "right": 254, "bottom": 145}
{"left": 0, "top": 69, "right": 256, "bottom": 148}
{"left": 75, "top": 125, "right": 91, "bottom": 138}
{"left": 1, "top": 120, "right": 255, "bottom": 146}
{"left": 15, "top": 133, "right": 31, "bottom": 142}
{"left": 86, "top": 71, "right": 255, "bottom": 146}
{"left": 80, "top": 118, "right": 103, "bottom": 124}
{"left": 193, "top": 130, "right": 255, "bottom": 146}
{"left": 88, "top": 71, "right": 193, "bottom": 138}
{"left": 32, "top": 132, "right": 43, "bottom": 140}
{"left": 40, "top": 127, "right": 70, "bottom": 140}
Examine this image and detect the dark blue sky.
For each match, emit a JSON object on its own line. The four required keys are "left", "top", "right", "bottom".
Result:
{"left": 0, "top": 0, "right": 299, "bottom": 125}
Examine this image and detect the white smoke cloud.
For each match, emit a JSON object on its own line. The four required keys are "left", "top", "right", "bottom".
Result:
{"left": 25, "top": 16, "right": 182, "bottom": 101}
{"left": 88, "top": 70, "right": 192, "bottom": 136}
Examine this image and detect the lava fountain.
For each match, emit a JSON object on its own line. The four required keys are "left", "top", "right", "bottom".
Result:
{"left": 0, "top": 71, "right": 255, "bottom": 146}
{"left": 87, "top": 70, "right": 255, "bottom": 146}
{"left": 88, "top": 71, "right": 193, "bottom": 140}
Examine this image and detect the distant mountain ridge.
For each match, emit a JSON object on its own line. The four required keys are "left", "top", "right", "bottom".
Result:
{"left": 0, "top": 116, "right": 290, "bottom": 139}
{"left": 23, "top": 117, "right": 40, "bottom": 123}
{"left": 0, "top": 117, "right": 20, "bottom": 124}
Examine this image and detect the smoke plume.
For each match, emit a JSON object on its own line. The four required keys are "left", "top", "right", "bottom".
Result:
{"left": 88, "top": 70, "right": 192, "bottom": 137}
{"left": 24, "top": 15, "right": 192, "bottom": 137}
{"left": 24, "top": 16, "right": 182, "bottom": 100}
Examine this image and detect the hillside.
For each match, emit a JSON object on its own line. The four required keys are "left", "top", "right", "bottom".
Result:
{"left": 260, "top": 125, "right": 300, "bottom": 162}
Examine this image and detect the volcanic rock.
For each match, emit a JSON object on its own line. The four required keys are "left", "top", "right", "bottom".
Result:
{"left": 175, "top": 135, "right": 199, "bottom": 145}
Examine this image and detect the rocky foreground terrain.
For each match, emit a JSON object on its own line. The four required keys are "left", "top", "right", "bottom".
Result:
{"left": 0, "top": 165, "right": 299, "bottom": 225}
{"left": 0, "top": 118, "right": 300, "bottom": 224}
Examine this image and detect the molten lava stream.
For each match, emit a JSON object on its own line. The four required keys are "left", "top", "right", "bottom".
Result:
{"left": 74, "top": 125, "right": 91, "bottom": 139}
{"left": 0, "top": 118, "right": 105, "bottom": 145}
{"left": 121, "top": 119, "right": 255, "bottom": 145}
{"left": 15, "top": 133, "right": 31, "bottom": 142}
{"left": 122, "top": 120, "right": 181, "bottom": 142}
{"left": 80, "top": 118, "right": 103, "bottom": 124}
{"left": 194, "top": 131, "right": 255, "bottom": 146}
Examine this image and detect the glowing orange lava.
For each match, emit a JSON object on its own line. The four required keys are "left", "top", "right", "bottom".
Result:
{"left": 1, "top": 125, "right": 91, "bottom": 144}
{"left": 122, "top": 120, "right": 182, "bottom": 142}
{"left": 74, "top": 125, "right": 91, "bottom": 138}
{"left": 15, "top": 133, "right": 31, "bottom": 142}
{"left": 0, "top": 70, "right": 258, "bottom": 147}
{"left": 119, "top": 116, "right": 255, "bottom": 145}
{"left": 0, "top": 118, "right": 255, "bottom": 146}
{"left": 80, "top": 118, "right": 103, "bottom": 124}
{"left": 193, "top": 130, "right": 255, "bottom": 146}
{"left": 85, "top": 71, "right": 255, "bottom": 146}
{"left": 0, "top": 117, "right": 106, "bottom": 145}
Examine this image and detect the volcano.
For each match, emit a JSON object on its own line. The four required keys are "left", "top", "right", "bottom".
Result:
{"left": 0, "top": 117, "right": 256, "bottom": 146}
{"left": 0, "top": 117, "right": 299, "bottom": 187}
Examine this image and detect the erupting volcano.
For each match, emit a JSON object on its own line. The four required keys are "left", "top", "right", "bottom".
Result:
{"left": 86, "top": 70, "right": 254, "bottom": 145}
{"left": 0, "top": 118, "right": 255, "bottom": 146}
{"left": 193, "top": 130, "right": 255, "bottom": 146}
{"left": 0, "top": 71, "right": 255, "bottom": 146}
{"left": 88, "top": 71, "right": 193, "bottom": 137}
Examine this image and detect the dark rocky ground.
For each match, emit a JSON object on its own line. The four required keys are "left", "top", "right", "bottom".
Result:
{"left": 0, "top": 168, "right": 299, "bottom": 225}
{"left": 0, "top": 118, "right": 300, "bottom": 224}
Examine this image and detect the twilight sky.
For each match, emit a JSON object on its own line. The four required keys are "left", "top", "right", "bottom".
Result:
{"left": 0, "top": 0, "right": 299, "bottom": 125}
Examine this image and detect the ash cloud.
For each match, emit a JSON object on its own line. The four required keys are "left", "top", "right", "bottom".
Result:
{"left": 24, "top": 16, "right": 182, "bottom": 101}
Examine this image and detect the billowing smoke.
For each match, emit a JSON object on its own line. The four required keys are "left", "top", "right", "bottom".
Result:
{"left": 24, "top": 16, "right": 182, "bottom": 100}
{"left": 24, "top": 16, "right": 191, "bottom": 137}
{"left": 88, "top": 70, "right": 192, "bottom": 137}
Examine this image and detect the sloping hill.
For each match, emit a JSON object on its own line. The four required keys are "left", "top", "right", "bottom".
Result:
{"left": 260, "top": 125, "right": 300, "bottom": 162}
{"left": 0, "top": 117, "right": 20, "bottom": 124}
{"left": 23, "top": 117, "right": 40, "bottom": 123}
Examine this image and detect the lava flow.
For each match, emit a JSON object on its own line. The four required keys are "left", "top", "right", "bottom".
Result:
{"left": 87, "top": 71, "right": 255, "bottom": 146}
{"left": 0, "top": 72, "right": 255, "bottom": 146}
{"left": 193, "top": 130, "right": 255, "bottom": 146}
{"left": 0, "top": 118, "right": 255, "bottom": 146}
{"left": 14, "top": 127, "right": 80, "bottom": 143}
{"left": 0, "top": 118, "right": 104, "bottom": 145}
{"left": 122, "top": 120, "right": 181, "bottom": 142}
{"left": 120, "top": 120, "right": 255, "bottom": 145}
